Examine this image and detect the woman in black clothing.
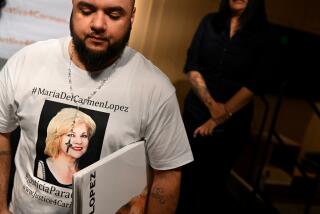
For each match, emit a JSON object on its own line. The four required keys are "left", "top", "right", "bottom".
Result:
{"left": 178, "top": 0, "right": 270, "bottom": 212}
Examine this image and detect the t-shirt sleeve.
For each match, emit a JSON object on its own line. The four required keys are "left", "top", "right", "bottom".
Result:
{"left": 0, "top": 63, "right": 19, "bottom": 133}
{"left": 144, "top": 93, "right": 194, "bottom": 170}
{"left": 184, "top": 14, "right": 211, "bottom": 73}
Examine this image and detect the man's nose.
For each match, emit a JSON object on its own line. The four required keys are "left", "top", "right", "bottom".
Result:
{"left": 91, "top": 11, "right": 107, "bottom": 32}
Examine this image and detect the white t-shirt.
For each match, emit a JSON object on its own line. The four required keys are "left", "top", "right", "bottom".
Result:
{"left": 0, "top": 37, "right": 193, "bottom": 214}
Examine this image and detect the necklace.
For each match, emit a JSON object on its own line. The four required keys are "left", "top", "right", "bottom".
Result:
{"left": 67, "top": 54, "right": 118, "bottom": 106}
{"left": 65, "top": 49, "right": 119, "bottom": 152}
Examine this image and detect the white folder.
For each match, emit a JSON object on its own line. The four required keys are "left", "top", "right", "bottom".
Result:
{"left": 72, "top": 141, "right": 148, "bottom": 214}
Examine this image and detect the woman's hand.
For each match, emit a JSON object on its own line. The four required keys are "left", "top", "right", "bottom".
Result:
{"left": 193, "top": 118, "right": 217, "bottom": 138}
{"left": 208, "top": 102, "right": 230, "bottom": 125}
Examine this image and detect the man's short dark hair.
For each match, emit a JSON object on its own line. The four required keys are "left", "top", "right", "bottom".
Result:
{"left": 0, "top": 0, "right": 6, "bottom": 9}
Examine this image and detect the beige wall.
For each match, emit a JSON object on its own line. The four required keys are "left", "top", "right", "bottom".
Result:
{"left": 129, "top": 0, "right": 217, "bottom": 108}
{"left": 266, "top": 0, "right": 320, "bottom": 34}
{"left": 128, "top": 0, "right": 320, "bottom": 155}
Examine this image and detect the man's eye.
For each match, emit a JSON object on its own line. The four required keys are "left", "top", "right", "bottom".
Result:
{"left": 80, "top": 8, "right": 93, "bottom": 15}
{"left": 109, "top": 12, "right": 121, "bottom": 19}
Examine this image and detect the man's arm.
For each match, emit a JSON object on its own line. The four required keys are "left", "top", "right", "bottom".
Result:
{"left": 0, "top": 132, "right": 12, "bottom": 214}
{"left": 145, "top": 168, "right": 181, "bottom": 214}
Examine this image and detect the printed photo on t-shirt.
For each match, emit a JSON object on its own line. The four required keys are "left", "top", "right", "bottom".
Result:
{"left": 34, "top": 100, "right": 109, "bottom": 188}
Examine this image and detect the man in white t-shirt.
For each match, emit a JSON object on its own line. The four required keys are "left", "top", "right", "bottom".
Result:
{"left": 0, "top": 0, "right": 193, "bottom": 213}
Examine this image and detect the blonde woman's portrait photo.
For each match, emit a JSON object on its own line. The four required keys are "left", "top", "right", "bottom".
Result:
{"left": 34, "top": 101, "right": 109, "bottom": 187}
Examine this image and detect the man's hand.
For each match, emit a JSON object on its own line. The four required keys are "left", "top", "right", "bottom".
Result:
{"left": 193, "top": 118, "right": 217, "bottom": 138}
{"left": 0, "top": 209, "right": 12, "bottom": 214}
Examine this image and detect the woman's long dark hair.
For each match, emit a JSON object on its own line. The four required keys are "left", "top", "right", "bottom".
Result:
{"left": 214, "top": 0, "right": 268, "bottom": 32}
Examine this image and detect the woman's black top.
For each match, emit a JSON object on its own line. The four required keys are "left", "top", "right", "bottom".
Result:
{"left": 38, "top": 159, "right": 72, "bottom": 188}
{"left": 184, "top": 12, "right": 270, "bottom": 126}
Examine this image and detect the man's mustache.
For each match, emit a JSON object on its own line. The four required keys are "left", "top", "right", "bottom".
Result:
{"left": 86, "top": 32, "right": 109, "bottom": 41}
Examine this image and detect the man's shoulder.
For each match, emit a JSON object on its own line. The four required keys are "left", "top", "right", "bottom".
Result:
{"left": 4, "top": 37, "right": 68, "bottom": 72}
{"left": 13, "top": 37, "right": 67, "bottom": 58}
{"left": 123, "top": 47, "right": 165, "bottom": 75}
{"left": 124, "top": 47, "right": 172, "bottom": 83}
{"left": 122, "top": 46, "right": 175, "bottom": 94}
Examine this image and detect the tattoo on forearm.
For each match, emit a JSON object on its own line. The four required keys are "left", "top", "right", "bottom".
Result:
{"left": 191, "top": 81, "right": 213, "bottom": 106}
{"left": 197, "top": 87, "right": 213, "bottom": 105}
{"left": 0, "top": 151, "right": 11, "bottom": 156}
{"left": 150, "top": 187, "right": 166, "bottom": 205}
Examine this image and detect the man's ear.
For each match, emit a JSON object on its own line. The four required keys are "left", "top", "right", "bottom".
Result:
{"left": 131, "top": 7, "right": 136, "bottom": 25}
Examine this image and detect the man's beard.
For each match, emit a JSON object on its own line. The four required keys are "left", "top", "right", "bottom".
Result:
{"left": 70, "top": 16, "right": 131, "bottom": 72}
